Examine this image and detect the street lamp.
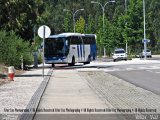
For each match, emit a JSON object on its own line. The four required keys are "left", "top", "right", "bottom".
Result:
{"left": 63, "top": 9, "right": 84, "bottom": 33}
{"left": 143, "top": 0, "right": 147, "bottom": 60}
{"left": 91, "top": 0, "right": 115, "bottom": 57}
{"left": 125, "top": 0, "right": 128, "bottom": 54}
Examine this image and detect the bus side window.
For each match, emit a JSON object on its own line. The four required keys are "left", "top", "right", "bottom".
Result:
{"left": 70, "top": 36, "right": 82, "bottom": 44}
{"left": 83, "top": 37, "right": 92, "bottom": 44}
{"left": 67, "top": 37, "right": 71, "bottom": 45}
{"left": 79, "top": 36, "right": 83, "bottom": 44}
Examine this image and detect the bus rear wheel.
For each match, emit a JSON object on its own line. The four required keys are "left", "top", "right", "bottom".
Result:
{"left": 84, "top": 55, "right": 91, "bottom": 65}
{"left": 68, "top": 57, "right": 75, "bottom": 66}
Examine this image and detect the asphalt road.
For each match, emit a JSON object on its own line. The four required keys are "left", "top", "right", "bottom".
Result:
{"left": 109, "top": 66, "right": 160, "bottom": 96}
{"left": 97, "top": 55, "right": 160, "bottom": 62}
{"left": 100, "top": 55, "right": 160, "bottom": 96}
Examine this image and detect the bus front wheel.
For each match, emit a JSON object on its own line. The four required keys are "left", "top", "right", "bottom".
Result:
{"left": 52, "top": 64, "right": 55, "bottom": 67}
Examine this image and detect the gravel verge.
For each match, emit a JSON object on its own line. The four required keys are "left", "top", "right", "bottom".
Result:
{"left": 0, "top": 68, "right": 52, "bottom": 120}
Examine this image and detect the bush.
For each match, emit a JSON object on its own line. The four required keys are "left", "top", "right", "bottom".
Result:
{"left": 0, "top": 31, "right": 33, "bottom": 69}
{"left": 38, "top": 53, "right": 43, "bottom": 64}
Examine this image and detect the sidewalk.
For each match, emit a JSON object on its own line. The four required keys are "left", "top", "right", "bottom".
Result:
{"left": 0, "top": 66, "right": 52, "bottom": 120}
{"left": 33, "top": 69, "right": 123, "bottom": 120}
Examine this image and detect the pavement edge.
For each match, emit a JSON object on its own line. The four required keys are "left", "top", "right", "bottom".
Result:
{"left": 18, "top": 68, "right": 53, "bottom": 120}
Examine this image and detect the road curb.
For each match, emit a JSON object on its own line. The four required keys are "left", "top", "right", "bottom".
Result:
{"left": 18, "top": 68, "right": 53, "bottom": 120}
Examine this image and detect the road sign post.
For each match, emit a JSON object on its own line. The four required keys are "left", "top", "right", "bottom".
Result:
{"left": 142, "top": 39, "right": 150, "bottom": 43}
{"left": 142, "top": 39, "right": 150, "bottom": 60}
{"left": 38, "top": 25, "right": 51, "bottom": 77}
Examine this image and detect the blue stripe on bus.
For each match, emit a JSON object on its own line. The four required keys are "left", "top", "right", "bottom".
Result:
{"left": 77, "top": 45, "right": 80, "bottom": 58}
{"left": 83, "top": 44, "right": 85, "bottom": 59}
{"left": 80, "top": 44, "right": 82, "bottom": 58}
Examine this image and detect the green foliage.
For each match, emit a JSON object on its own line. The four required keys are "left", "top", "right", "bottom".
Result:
{"left": 64, "top": 13, "right": 73, "bottom": 32}
{"left": 1, "top": 0, "right": 160, "bottom": 56}
{"left": 0, "top": 0, "right": 44, "bottom": 40}
{"left": 86, "top": 15, "right": 94, "bottom": 34}
{"left": 38, "top": 54, "right": 43, "bottom": 64}
{"left": 76, "top": 16, "right": 85, "bottom": 33}
{"left": 104, "top": 19, "right": 115, "bottom": 56}
{"left": 0, "top": 31, "right": 33, "bottom": 69}
{"left": 31, "top": 36, "right": 42, "bottom": 52}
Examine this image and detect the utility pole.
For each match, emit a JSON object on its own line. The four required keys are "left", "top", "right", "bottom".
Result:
{"left": 143, "top": 0, "right": 147, "bottom": 60}
{"left": 125, "top": 0, "right": 128, "bottom": 54}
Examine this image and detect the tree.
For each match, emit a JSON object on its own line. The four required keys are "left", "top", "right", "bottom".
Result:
{"left": 126, "top": 0, "right": 144, "bottom": 53}
{"left": 0, "top": 0, "right": 44, "bottom": 40}
{"left": 64, "top": 13, "right": 72, "bottom": 32}
{"left": 0, "top": 31, "right": 33, "bottom": 68}
{"left": 86, "top": 14, "right": 94, "bottom": 34}
{"left": 147, "top": 0, "right": 160, "bottom": 53}
{"left": 104, "top": 19, "right": 115, "bottom": 56}
{"left": 75, "top": 16, "right": 85, "bottom": 33}
{"left": 96, "top": 16, "right": 103, "bottom": 56}
{"left": 1, "top": 0, "right": 160, "bottom": 56}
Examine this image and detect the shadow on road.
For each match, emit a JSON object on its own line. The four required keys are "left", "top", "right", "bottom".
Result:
{"left": 15, "top": 74, "right": 50, "bottom": 78}
{"left": 53, "top": 64, "right": 113, "bottom": 70}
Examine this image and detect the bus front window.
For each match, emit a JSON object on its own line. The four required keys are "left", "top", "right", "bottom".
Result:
{"left": 45, "top": 37, "right": 69, "bottom": 57}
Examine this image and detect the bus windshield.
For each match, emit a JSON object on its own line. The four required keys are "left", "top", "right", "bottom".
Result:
{"left": 45, "top": 37, "right": 69, "bottom": 57}
{"left": 115, "top": 50, "right": 125, "bottom": 54}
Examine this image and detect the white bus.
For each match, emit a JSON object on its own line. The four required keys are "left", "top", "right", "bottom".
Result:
{"left": 44, "top": 33, "right": 97, "bottom": 67}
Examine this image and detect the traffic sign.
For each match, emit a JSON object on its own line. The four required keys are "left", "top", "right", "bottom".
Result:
{"left": 38, "top": 25, "right": 51, "bottom": 38}
{"left": 37, "top": 25, "right": 51, "bottom": 78}
{"left": 142, "top": 39, "right": 150, "bottom": 43}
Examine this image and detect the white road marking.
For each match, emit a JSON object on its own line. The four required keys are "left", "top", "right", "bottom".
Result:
{"left": 138, "top": 67, "right": 147, "bottom": 70}
{"left": 126, "top": 68, "right": 135, "bottom": 71}
{"left": 149, "top": 66, "right": 160, "bottom": 69}
{"left": 146, "top": 70, "right": 154, "bottom": 73}
{"left": 103, "top": 68, "right": 121, "bottom": 72}
{"left": 103, "top": 65, "right": 160, "bottom": 72}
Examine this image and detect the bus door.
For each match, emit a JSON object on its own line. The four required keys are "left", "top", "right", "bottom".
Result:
{"left": 70, "top": 36, "right": 84, "bottom": 62}
{"left": 78, "top": 36, "right": 85, "bottom": 62}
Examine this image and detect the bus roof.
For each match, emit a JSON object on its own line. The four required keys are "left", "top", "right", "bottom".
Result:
{"left": 82, "top": 34, "right": 96, "bottom": 36}
{"left": 48, "top": 33, "right": 96, "bottom": 38}
{"left": 58, "top": 33, "right": 82, "bottom": 37}
{"left": 48, "top": 34, "right": 59, "bottom": 38}
{"left": 82, "top": 34, "right": 97, "bottom": 39}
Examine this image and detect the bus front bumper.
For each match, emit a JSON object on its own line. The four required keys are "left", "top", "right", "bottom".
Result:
{"left": 45, "top": 58, "right": 68, "bottom": 64}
